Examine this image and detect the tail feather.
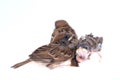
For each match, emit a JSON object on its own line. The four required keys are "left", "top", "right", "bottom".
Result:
{"left": 11, "top": 59, "right": 31, "bottom": 69}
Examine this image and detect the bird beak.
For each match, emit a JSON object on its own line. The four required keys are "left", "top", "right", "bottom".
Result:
{"left": 76, "top": 47, "right": 90, "bottom": 62}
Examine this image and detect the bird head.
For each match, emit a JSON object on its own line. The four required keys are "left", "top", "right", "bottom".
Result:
{"left": 55, "top": 20, "right": 69, "bottom": 29}
{"left": 76, "top": 33, "right": 103, "bottom": 62}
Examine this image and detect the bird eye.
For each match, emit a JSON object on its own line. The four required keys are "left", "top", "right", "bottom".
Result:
{"left": 82, "top": 45, "right": 89, "bottom": 50}
{"left": 64, "top": 35, "right": 69, "bottom": 39}
{"left": 62, "top": 41, "right": 65, "bottom": 44}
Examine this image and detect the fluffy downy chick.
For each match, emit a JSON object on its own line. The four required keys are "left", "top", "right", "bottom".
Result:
{"left": 71, "top": 33, "right": 103, "bottom": 66}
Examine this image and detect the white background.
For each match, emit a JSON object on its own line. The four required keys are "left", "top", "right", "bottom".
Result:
{"left": 0, "top": 0, "right": 120, "bottom": 80}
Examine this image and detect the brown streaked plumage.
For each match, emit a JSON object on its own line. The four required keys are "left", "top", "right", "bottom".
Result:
{"left": 50, "top": 20, "right": 79, "bottom": 67}
{"left": 50, "top": 20, "right": 79, "bottom": 49}
{"left": 11, "top": 33, "right": 75, "bottom": 69}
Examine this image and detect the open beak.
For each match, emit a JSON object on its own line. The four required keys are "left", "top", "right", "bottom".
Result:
{"left": 76, "top": 47, "right": 90, "bottom": 63}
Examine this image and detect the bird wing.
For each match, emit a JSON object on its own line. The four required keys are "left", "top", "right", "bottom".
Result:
{"left": 29, "top": 45, "right": 54, "bottom": 62}
{"left": 48, "top": 45, "right": 74, "bottom": 62}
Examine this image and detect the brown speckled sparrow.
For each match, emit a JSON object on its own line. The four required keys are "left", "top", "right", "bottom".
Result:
{"left": 11, "top": 33, "right": 76, "bottom": 69}
{"left": 71, "top": 33, "right": 103, "bottom": 66}
{"left": 50, "top": 20, "right": 78, "bottom": 49}
{"left": 50, "top": 20, "right": 79, "bottom": 67}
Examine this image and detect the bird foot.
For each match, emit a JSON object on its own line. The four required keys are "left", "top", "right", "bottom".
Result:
{"left": 46, "top": 63, "right": 59, "bottom": 69}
